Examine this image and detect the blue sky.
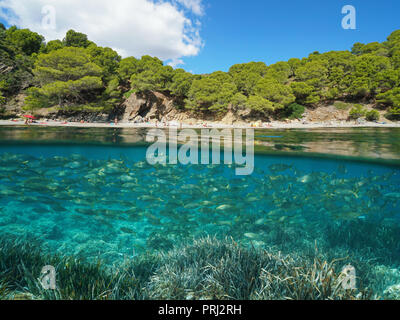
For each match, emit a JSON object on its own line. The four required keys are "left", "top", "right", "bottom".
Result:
{"left": 1, "top": 0, "right": 399, "bottom": 74}
{"left": 184, "top": 0, "right": 400, "bottom": 73}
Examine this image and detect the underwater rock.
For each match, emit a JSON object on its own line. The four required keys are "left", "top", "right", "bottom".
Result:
{"left": 72, "top": 232, "right": 91, "bottom": 244}
{"left": 74, "top": 240, "right": 118, "bottom": 261}
{"left": 120, "top": 227, "right": 136, "bottom": 235}
{"left": 147, "top": 233, "right": 174, "bottom": 251}
{"left": 46, "top": 225, "right": 63, "bottom": 240}
{"left": 268, "top": 164, "right": 293, "bottom": 173}
{"left": 373, "top": 266, "right": 400, "bottom": 281}
{"left": 384, "top": 284, "right": 400, "bottom": 300}
{"left": 12, "top": 292, "right": 38, "bottom": 300}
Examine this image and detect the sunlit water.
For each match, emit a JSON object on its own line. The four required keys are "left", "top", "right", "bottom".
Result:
{"left": 1, "top": 126, "right": 400, "bottom": 297}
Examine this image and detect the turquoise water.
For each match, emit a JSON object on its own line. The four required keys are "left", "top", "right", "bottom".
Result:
{"left": 1, "top": 127, "right": 400, "bottom": 298}
{"left": 1, "top": 144, "right": 399, "bottom": 257}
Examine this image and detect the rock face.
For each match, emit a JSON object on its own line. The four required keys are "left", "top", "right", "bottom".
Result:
{"left": 121, "top": 91, "right": 189, "bottom": 122}
{"left": 305, "top": 105, "right": 350, "bottom": 122}
{"left": 2, "top": 90, "right": 387, "bottom": 125}
{"left": 120, "top": 92, "right": 263, "bottom": 124}
{"left": 55, "top": 111, "right": 110, "bottom": 122}
{"left": 2, "top": 93, "right": 27, "bottom": 118}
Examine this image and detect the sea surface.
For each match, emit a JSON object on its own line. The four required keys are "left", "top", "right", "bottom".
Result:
{"left": 0, "top": 126, "right": 400, "bottom": 297}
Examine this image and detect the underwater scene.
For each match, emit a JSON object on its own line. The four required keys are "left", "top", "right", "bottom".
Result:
{"left": 0, "top": 126, "right": 400, "bottom": 300}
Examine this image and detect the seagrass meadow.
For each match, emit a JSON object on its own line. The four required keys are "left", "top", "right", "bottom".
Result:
{"left": 0, "top": 126, "right": 400, "bottom": 300}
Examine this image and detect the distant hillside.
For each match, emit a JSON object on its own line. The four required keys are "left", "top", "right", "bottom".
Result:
{"left": 1, "top": 25, "right": 400, "bottom": 123}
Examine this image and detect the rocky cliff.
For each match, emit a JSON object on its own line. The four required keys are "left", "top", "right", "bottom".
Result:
{"left": 120, "top": 91, "right": 189, "bottom": 123}
{"left": 1, "top": 90, "right": 387, "bottom": 124}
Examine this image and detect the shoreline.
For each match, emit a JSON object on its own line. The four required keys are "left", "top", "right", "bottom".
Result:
{"left": 1, "top": 119, "right": 400, "bottom": 130}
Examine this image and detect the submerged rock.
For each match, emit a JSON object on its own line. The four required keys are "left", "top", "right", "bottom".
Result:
{"left": 47, "top": 225, "right": 63, "bottom": 240}
{"left": 384, "top": 284, "right": 400, "bottom": 300}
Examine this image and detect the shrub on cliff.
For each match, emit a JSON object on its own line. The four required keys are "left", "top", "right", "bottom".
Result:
{"left": 377, "top": 88, "right": 400, "bottom": 108}
{"left": 290, "top": 82, "right": 320, "bottom": 105}
{"left": 253, "top": 77, "right": 296, "bottom": 110}
{"left": 4, "top": 26, "right": 44, "bottom": 56}
{"left": 386, "top": 106, "right": 400, "bottom": 121}
{"left": 0, "top": 85, "right": 5, "bottom": 105}
{"left": 349, "top": 104, "right": 367, "bottom": 120}
{"left": 24, "top": 44, "right": 119, "bottom": 110}
{"left": 282, "top": 103, "right": 306, "bottom": 120}
{"left": 366, "top": 110, "right": 380, "bottom": 122}
{"left": 186, "top": 72, "right": 237, "bottom": 113}
{"left": 130, "top": 56, "right": 173, "bottom": 93}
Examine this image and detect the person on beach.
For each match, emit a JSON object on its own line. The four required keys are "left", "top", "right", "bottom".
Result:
{"left": 114, "top": 117, "right": 119, "bottom": 125}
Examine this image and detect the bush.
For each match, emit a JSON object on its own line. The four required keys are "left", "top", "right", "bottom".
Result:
{"left": 349, "top": 104, "right": 367, "bottom": 120}
{"left": 365, "top": 110, "right": 380, "bottom": 122}
{"left": 334, "top": 101, "right": 351, "bottom": 110}
{"left": 283, "top": 103, "right": 306, "bottom": 120}
{"left": 385, "top": 106, "right": 400, "bottom": 121}
{"left": 377, "top": 88, "right": 400, "bottom": 108}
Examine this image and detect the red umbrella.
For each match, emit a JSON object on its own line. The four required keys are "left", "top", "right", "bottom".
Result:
{"left": 23, "top": 115, "right": 36, "bottom": 119}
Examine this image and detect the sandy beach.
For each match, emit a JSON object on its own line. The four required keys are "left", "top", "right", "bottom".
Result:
{"left": 1, "top": 119, "right": 400, "bottom": 130}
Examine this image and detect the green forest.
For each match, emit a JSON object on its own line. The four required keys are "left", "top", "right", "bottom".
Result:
{"left": 1, "top": 23, "right": 400, "bottom": 120}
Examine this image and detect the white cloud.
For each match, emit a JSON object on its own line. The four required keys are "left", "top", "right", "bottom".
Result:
{"left": 0, "top": 0, "right": 205, "bottom": 66}
{"left": 168, "top": 58, "right": 184, "bottom": 68}
{"left": 175, "top": 0, "right": 204, "bottom": 16}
